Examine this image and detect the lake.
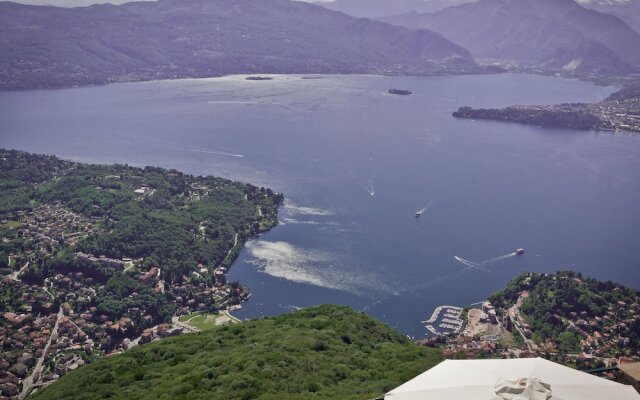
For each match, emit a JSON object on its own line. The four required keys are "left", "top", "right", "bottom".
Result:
{"left": 1, "top": 73, "right": 639, "bottom": 337}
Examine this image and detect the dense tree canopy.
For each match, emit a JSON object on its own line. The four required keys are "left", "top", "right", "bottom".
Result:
{"left": 31, "top": 305, "right": 443, "bottom": 400}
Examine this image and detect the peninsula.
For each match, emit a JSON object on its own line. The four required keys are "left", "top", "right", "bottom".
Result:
{"left": 452, "top": 83, "right": 640, "bottom": 133}
{"left": 420, "top": 271, "right": 640, "bottom": 373}
{"left": 0, "top": 149, "right": 282, "bottom": 397}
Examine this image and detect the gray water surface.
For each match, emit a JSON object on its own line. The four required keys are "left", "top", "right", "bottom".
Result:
{"left": 1, "top": 74, "right": 638, "bottom": 337}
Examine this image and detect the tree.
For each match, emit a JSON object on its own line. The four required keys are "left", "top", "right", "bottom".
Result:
{"left": 559, "top": 332, "right": 579, "bottom": 354}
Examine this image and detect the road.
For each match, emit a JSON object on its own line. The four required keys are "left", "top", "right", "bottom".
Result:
{"left": 508, "top": 293, "right": 538, "bottom": 352}
{"left": 218, "top": 233, "right": 239, "bottom": 268}
{"left": 42, "top": 278, "right": 55, "bottom": 300}
{"left": 18, "top": 306, "right": 63, "bottom": 400}
{"left": 171, "top": 316, "right": 199, "bottom": 333}
{"left": 157, "top": 268, "right": 165, "bottom": 294}
{"left": 9, "top": 261, "right": 29, "bottom": 281}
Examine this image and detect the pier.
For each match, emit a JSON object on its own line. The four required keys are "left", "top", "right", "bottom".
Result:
{"left": 422, "top": 305, "right": 465, "bottom": 336}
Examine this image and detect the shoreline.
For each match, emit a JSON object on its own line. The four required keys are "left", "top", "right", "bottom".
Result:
{"left": 0, "top": 68, "right": 625, "bottom": 93}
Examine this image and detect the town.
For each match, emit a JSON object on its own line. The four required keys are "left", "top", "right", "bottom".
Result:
{"left": 0, "top": 150, "right": 282, "bottom": 399}
{"left": 419, "top": 272, "right": 640, "bottom": 391}
{"left": 453, "top": 82, "right": 640, "bottom": 133}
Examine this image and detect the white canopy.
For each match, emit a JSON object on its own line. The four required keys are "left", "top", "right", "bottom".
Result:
{"left": 385, "top": 357, "right": 640, "bottom": 400}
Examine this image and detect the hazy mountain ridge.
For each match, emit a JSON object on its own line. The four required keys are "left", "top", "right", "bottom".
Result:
{"left": 578, "top": 0, "right": 640, "bottom": 33}
{"left": 314, "top": 0, "right": 476, "bottom": 18}
{"left": 0, "top": 0, "right": 477, "bottom": 90}
{"left": 0, "top": 0, "right": 156, "bottom": 6}
{"left": 381, "top": 0, "right": 640, "bottom": 75}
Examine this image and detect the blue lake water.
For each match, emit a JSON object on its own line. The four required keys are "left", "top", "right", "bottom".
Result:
{"left": 1, "top": 74, "right": 639, "bottom": 337}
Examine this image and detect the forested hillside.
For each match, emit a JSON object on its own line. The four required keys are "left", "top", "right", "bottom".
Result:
{"left": 0, "top": 0, "right": 477, "bottom": 90}
{"left": 490, "top": 271, "right": 640, "bottom": 355}
{"left": 0, "top": 149, "right": 282, "bottom": 364}
{"left": 30, "top": 305, "right": 442, "bottom": 400}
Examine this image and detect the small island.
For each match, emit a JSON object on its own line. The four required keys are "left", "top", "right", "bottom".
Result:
{"left": 388, "top": 88, "right": 412, "bottom": 95}
{"left": 245, "top": 76, "right": 273, "bottom": 81}
{"left": 452, "top": 83, "right": 640, "bottom": 133}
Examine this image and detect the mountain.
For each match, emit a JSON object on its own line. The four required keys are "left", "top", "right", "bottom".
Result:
{"left": 577, "top": 0, "right": 640, "bottom": 33}
{"left": 0, "top": 0, "right": 476, "bottom": 90}
{"left": 314, "top": 0, "right": 475, "bottom": 18}
{"left": 381, "top": 0, "right": 640, "bottom": 75}
{"left": 2, "top": 0, "right": 156, "bottom": 6}
{"left": 30, "top": 305, "right": 442, "bottom": 400}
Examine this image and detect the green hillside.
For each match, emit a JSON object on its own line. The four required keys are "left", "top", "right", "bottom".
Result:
{"left": 489, "top": 271, "right": 640, "bottom": 356}
{"left": 30, "top": 305, "right": 442, "bottom": 400}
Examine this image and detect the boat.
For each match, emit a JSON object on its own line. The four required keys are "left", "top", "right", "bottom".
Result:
{"left": 515, "top": 248, "right": 525, "bottom": 255}
{"left": 415, "top": 211, "right": 422, "bottom": 218}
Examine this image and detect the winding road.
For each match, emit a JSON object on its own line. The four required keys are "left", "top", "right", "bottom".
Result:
{"left": 9, "top": 261, "right": 29, "bottom": 281}
{"left": 18, "top": 306, "right": 63, "bottom": 400}
{"left": 508, "top": 293, "right": 538, "bottom": 352}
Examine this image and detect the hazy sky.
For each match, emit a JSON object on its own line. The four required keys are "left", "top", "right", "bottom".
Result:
{"left": 0, "top": 0, "right": 328, "bottom": 5}
{"left": 8, "top": 0, "right": 633, "bottom": 10}
{"left": 7, "top": 0, "right": 328, "bottom": 6}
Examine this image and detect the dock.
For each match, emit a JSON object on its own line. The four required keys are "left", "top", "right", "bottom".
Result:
{"left": 423, "top": 305, "right": 465, "bottom": 336}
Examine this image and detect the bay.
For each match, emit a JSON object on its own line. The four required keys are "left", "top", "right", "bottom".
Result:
{"left": 1, "top": 73, "right": 638, "bottom": 337}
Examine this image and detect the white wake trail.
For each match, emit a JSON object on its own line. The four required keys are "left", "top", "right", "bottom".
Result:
{"left": 417, "top": 199, "right": 435, "bottom": 215}
{"left": 362, "top": 251, "right": 518, "bottom": 312}
{"left": 454, "top": 256, "right": 479, "bottom": 268}
{"left": 479, "top": 252, "right": 517, "bottom": 266}
{"left": 191, "top": 149, "right": 245, "bottom": 158}
{"left": 349, "top": 170, "right": 376, "bottom": 196}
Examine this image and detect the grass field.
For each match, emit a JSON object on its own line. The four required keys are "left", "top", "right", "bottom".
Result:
{"left": 3, "top": 220, "right": 22, "bottom": 228}
{"left": 178, "top": 312, "right": 227, "bottom": 330}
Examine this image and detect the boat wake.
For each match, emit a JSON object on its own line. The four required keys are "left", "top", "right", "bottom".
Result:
{"left": 350, "top": 170, "right": 376, "bottom": 196}
{"left": 362, "top": 252, "right": 519, "bottom": 312}
{"left": 191, "top": 148, "right": 245, "bottom": 158}
{"left": 453, "top": 256, "right": 482, "bottom": 269}
{"left": 416, "top": 199, "right": 435, "bottom": 216}
{"left": 453, "top": 252, "right": 518, "bottom": 271}
{"left": 360, "top": 266, "right": 471, "bottom": 313}
{"left": 483, "top": 252, "right": 518, "bottom": 264}
{"left": 140, "top": 136, "right": 246, "bottom": 159}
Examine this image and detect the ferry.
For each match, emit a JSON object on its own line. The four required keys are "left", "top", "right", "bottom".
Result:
{"left": 515, "top": 248, "right": 525, "bottom": 255}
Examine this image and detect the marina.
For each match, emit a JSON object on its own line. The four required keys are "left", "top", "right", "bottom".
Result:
{"left": 423, "top": 305, "right": 465, "bottom": 336}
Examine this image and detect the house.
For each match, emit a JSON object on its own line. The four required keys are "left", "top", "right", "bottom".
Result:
{"left": 139, "top": 267, "right": 159, "bottom": 285}
{"left": 10, "top": 363, "right": 28, "bottom": 378}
